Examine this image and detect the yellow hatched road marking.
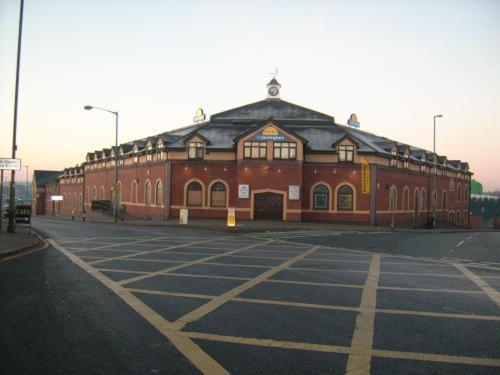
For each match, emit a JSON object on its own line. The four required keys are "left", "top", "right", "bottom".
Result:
{"left": 117, "top": 240, "right": 276, "bottom": 286}
{"left": 345, "top": 254, "right": 381, "bottom": 375}
{"left": 48, "top": 239, "right": 229, "bottom": 375}
{"left": 172, "top": 245, "right": 321, "bottom": 330}
{"left": 454, "top": 263, "right": 500, "bottom": 307}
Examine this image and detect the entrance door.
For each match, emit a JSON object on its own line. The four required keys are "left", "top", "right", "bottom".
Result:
{"left": 254, "top": 192, "right": 283, "bottom": 220}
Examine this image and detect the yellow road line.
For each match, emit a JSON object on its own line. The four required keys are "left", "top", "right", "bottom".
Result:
{"left": 345, "top": 254, "right": 381, "bottom": 375}
{"left": 89, "top": 236, "right": 228, "bottom": 265}
{"left": 372, "top": 349, "right": 500, "bottom": 367}
{"left": 117, "top": 240, "right": 275, "bottom": 286}
{"left": 454, "top": 263, "right": 500, "bottom": 307}
{"left": 48, "top": 239, "right": 229, "bottom": 375}
{"left": 172, "top": 245, "right": 321, "bottom": 330}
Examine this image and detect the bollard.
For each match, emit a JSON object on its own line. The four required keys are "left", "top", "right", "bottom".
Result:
{"left": 72, "top": 211, "right": 75, "bottom": 221}
{"left": 82, "top": 213, "right": 86, "bottom": 222}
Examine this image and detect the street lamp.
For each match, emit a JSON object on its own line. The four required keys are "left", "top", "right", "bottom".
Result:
{"left": 84, "top": 105, "right": 119, "bottom": 223}
{"left": 432, "top": 114, "right": 443, "bottom": 228}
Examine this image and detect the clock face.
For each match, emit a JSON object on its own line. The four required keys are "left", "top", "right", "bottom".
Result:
{"left": 268, "top": 86, "right": 279, "bottom": 96}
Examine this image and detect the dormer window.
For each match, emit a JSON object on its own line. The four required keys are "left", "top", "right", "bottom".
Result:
{"left": 389, "top": 149, "right": 397, "bottom": 167}
{"left": 146, "top": 154, "right": 152, "bottom": 161}
{"left": 244, "top": 141, "right": 266, "bottom": 159}
{"left": 188, "top": 142, "right": 204, "bottom": 159}
{"left": 404, "top": 153, "right": 409, "bottom": 169}
{"left": 273, "top": 142, "right": 296, "bottom": 160}
{"left": 338, "top": 145, "right": 354, "bottom": 162}
{"left": 133, "top": 155, "right": 139, "bottom": 163}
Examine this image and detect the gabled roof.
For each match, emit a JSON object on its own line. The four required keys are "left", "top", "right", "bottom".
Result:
{"left": 210, "top": 99, "right": 335, "bottom": 123}
{"left": 233, "top": 119, "right": 308, "bottom": 144}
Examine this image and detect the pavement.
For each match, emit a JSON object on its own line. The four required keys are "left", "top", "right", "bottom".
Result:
{"left": 0, "top": 220, "right": 44, "bottom": 259}
{"left": 1, "top": 217, "right": 499, "bottom": 374}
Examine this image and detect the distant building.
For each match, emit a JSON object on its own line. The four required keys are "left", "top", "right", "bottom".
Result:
{"left": 33, "top": 79, "right": 472, "bottom": 225}
{"left": 32, "top": 170, "right": 62, "bottom": 215}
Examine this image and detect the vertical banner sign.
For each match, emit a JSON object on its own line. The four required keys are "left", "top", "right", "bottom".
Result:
{"left": 227, "top": 207, "right": 236, "bottom": 227}
{"left": 361, "top": 157, "right": 370, "bottom": 194}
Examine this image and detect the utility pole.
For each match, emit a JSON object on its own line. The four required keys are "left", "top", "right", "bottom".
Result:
{"left": 7, "top": 0, "right": 25, "bottom": 233}
{"left": 0, "top": 170, "right": 4, "bottom": 233}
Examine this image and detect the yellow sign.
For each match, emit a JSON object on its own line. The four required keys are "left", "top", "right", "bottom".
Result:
{"left": 361, "top": 157, "right": 370, "bottom": 195}
{"left": 195, "top": 108, "right": 204, "bottom": 117}
{"left": 262, "top": 127, "right": 279, "bottom": 136}
{"left": 227, "top": 207, "right": 236, "bottom": 227}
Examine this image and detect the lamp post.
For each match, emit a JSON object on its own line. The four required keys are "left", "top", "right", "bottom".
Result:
{"left": 24, "top": 165, "right": 28, "bottom": 204}
{"left": 84, "top": 105, "right": 119, "bottom": 223}
{"left": 432, "top": 114, "right": 443, "bottom": 228}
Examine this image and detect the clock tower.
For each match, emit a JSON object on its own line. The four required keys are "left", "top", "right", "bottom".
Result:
{"left": 266, "top": 77, "right": 281, "bottom": 100}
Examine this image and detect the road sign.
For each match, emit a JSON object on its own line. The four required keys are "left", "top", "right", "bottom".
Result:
{"left": 0, "top": 158, "right": 21, "bottom": 170}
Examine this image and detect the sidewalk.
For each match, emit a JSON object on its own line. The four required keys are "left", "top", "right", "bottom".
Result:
{"left": 35, "top": 212, "right": 492, "bottom": 234}
{"left": 0, "top": 221, "right": 44, "bottom": 259}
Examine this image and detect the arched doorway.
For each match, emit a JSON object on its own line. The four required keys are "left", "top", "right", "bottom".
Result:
{"left": 254, "top": 192, "right": 283, "bottom": 220}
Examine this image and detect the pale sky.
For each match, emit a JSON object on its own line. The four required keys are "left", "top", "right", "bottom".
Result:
{"left": 1, "top": 0, "right": 499, "bottom": 190}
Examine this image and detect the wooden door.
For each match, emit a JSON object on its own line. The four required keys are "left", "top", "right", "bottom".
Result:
{"left": 254, "top": 193, "right": 283, "bottom": 220}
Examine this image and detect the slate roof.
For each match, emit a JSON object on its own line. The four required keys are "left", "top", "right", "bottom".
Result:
{"left": 82, "top": 97, "right": 469, "bottom": 171}
{"left": 34, "top": 170, "right": 63, "bottom": 187}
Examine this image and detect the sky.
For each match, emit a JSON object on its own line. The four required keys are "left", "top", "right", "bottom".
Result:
{"left": 1, "top": 0, "right": 499, "bottom": 190}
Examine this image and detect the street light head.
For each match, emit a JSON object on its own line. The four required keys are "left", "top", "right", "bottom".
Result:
{"left": 84, "top": 105, "right": 93, "bottom": 110}
{"left": 435, "top": 114, "right": 443, "bottom": 118}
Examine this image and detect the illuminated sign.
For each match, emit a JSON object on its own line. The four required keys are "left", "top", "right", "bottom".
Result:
{"left": 348, "top": 113, "right": 360, "bottom": 128}
{"left": 227, "top": 207, "right": 236, "bottom": 227}
{"left": 238, "top": 184, "right": 249, "bottom": 199}
{"left": 256, "top": 126, "right": 285, "bottom": 142}
{"left": 51, "top": 195, "right": 63, "bottom": 201}
{"left": 193, "top": 108, "right": 206, "bottom": 123}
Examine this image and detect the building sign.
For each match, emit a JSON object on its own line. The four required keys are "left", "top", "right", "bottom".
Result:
{"left": 361, "top": 157, "right": 370, "bottom": 195}
{"left": 238, "top": 184, "right": 249, "bottom": 199}
{"left": 288, "top": 185, "right": 300, "bottom": 200}
{"left": 51, "top": 195, "right": 63, "bottom": 201}
{"left": 255, "top": 126, "right": 286, "bottom": 142}
{"left": 0, "top": 158, "right": 21, "bottom": 170}
{"left": 193, "top": 108, "right": 206, "bottom": 123}
{"left": 348, "top": 113, "right": 360, "bottom": 128}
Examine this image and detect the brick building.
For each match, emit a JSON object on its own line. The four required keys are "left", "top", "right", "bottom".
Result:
{"left": 33, "top": 79, "right": 472, "bottom": 226}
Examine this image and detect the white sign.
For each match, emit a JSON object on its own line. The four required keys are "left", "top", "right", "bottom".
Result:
{"left": 238, "top": 184, "right": 249, "bottom": 199}
{"left": 289, "top": 185, "right": 300, "bottom": 200}
{"left": 179, "top": 208, "right": 189, "bottom": 224}
{"left": 51, "top": 195, "right": 63, "bottom": 201}
{"left": 0, "top": 158, "right": 21, "bottom": 170}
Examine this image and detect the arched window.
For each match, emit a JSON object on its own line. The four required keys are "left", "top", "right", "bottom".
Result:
{"left": 155, "top": 180, "right": 163, "bottom": 205}
{"left": 457, "top": 185, "right": 462, "bottom": 202}
{"left": 442, "top": 191, "right": 447, "bottom": 209}
{"left": 414, "top": 188, "right": 420, "bottom": 218}
{"left": 92, "top": 186, "right": 97, "bottom": 201}
{"left": 420, "top": 189, "right": 426, "bottom": 211}
{"left": 145, "top": 180, "right": 152, "bottom": 205}
{"left": 85, "top": 187, "right": 89, "bottom": 203}
{"left": 402, "top": 187, "right": 409, "bottom": 210}
{"left": 464, "top": 185, "right": 468, "bottom": 202}
{"left": 211, "top": 182, "right": 226, "bottom": 207}
{"left": 187, "top": 181, "right": 202, "bottom": 206}
{"left": 313, "top": 184, "right": 329, "bottom": 210}
{"left": 389, "top": 186, "right": 397, "bottom": 211}
{"left": 131, "top": 180, "right": 137, "bottom": 203}
{"left": 100, "top": 186, "right": 105, "bottom": 200}
{"left": 73, "top": 193, "right": 76, "bottom": 209}
{"left": 456, "top": 211, "right": 460, "bottom": 224}
{"left": 79, "top": 193, "right": 83, "bottom": 209}
{"left": 337, "top": 185, "right": 353, "bottom": 211}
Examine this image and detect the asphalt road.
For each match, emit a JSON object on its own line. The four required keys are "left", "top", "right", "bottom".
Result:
{"left": 1, "top": 217, "right": 499, "bottom": 374}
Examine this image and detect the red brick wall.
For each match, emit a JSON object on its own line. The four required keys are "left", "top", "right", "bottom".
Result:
{"left": 59, "top": 182, "right": 84, "bottom": 215}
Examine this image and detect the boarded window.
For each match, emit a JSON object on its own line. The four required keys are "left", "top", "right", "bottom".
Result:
{"left": 211, "top": 182, "right": 226, "bottom": 207}
{"left": 155, "top": 181, "right": 163, "bottom": 205}
{"left": 187, "top": 181, "right": 202, "bottom": 206}
{"left": 145, "top": 181, "right": 152, "bottom": 205}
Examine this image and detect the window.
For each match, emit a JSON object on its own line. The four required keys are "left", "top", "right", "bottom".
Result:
{"left": 338, "top": 145, "right": 354, "bottom": 162}
{"left": 131, "top": 181, "right": 137, "bottom": 203}
{"left": 420, "top": 190, "right": 426, "bottom": 211}
{"left": 187, "top": 181, "right": 202, "bottom": 206}
{"left": 313, "top": 184, "right": 329, "bottom": 210}
{"left": 402, "top": 187, "right": 409, "bottom": 210}
{"left": 337, "top": 185, "right": 353, "bottom": 211}
{"left": 145, "top": 181, "right": 152, "bottom": 205}
{"left": 273, "top": 142, "right": 297, "bottom": 160}
{"left": 146, "top": 154, "right": 152, "bottom": 161}
{"left": 79, "top": 193, "right": 83, "bottom": 209}
{"left": 404, "top": 154, "right": 410, "bottom": 169}
{"left": 450, "top": 178, "right": 454, "bottom": 191}
{"left": 85, "top": 187, "right": 89, "bottom": 203}
{"left": 188, "top": 142, "right": 204, "bottom": 159}
{"left": 100, "top": 186, "right": 105, "bottom": 200}
{"left": 464, "top": 186, "right": 468, "bottom": 201}
{"left": 133, "top": 155, "right": 139, "bottom": 163}
{"left": 389, "top": 149, "right": 397, "bottom": 167}
{"left": 155, "top": 180, "right": 163, "bottom": 205}
{"left": 92, "top": 187, "right": 97, "bottom": 201}
{"left": 244, "top": 141, "right": 267, "bottom": 159}
{"left": 211, "top": 182, "right": 226, "bottom": 207}
{"left": 457, "top": 185, "right": 461, "bottom": 201}
{"left": 442, "top": 191, "right": 447, "bottom": 209}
